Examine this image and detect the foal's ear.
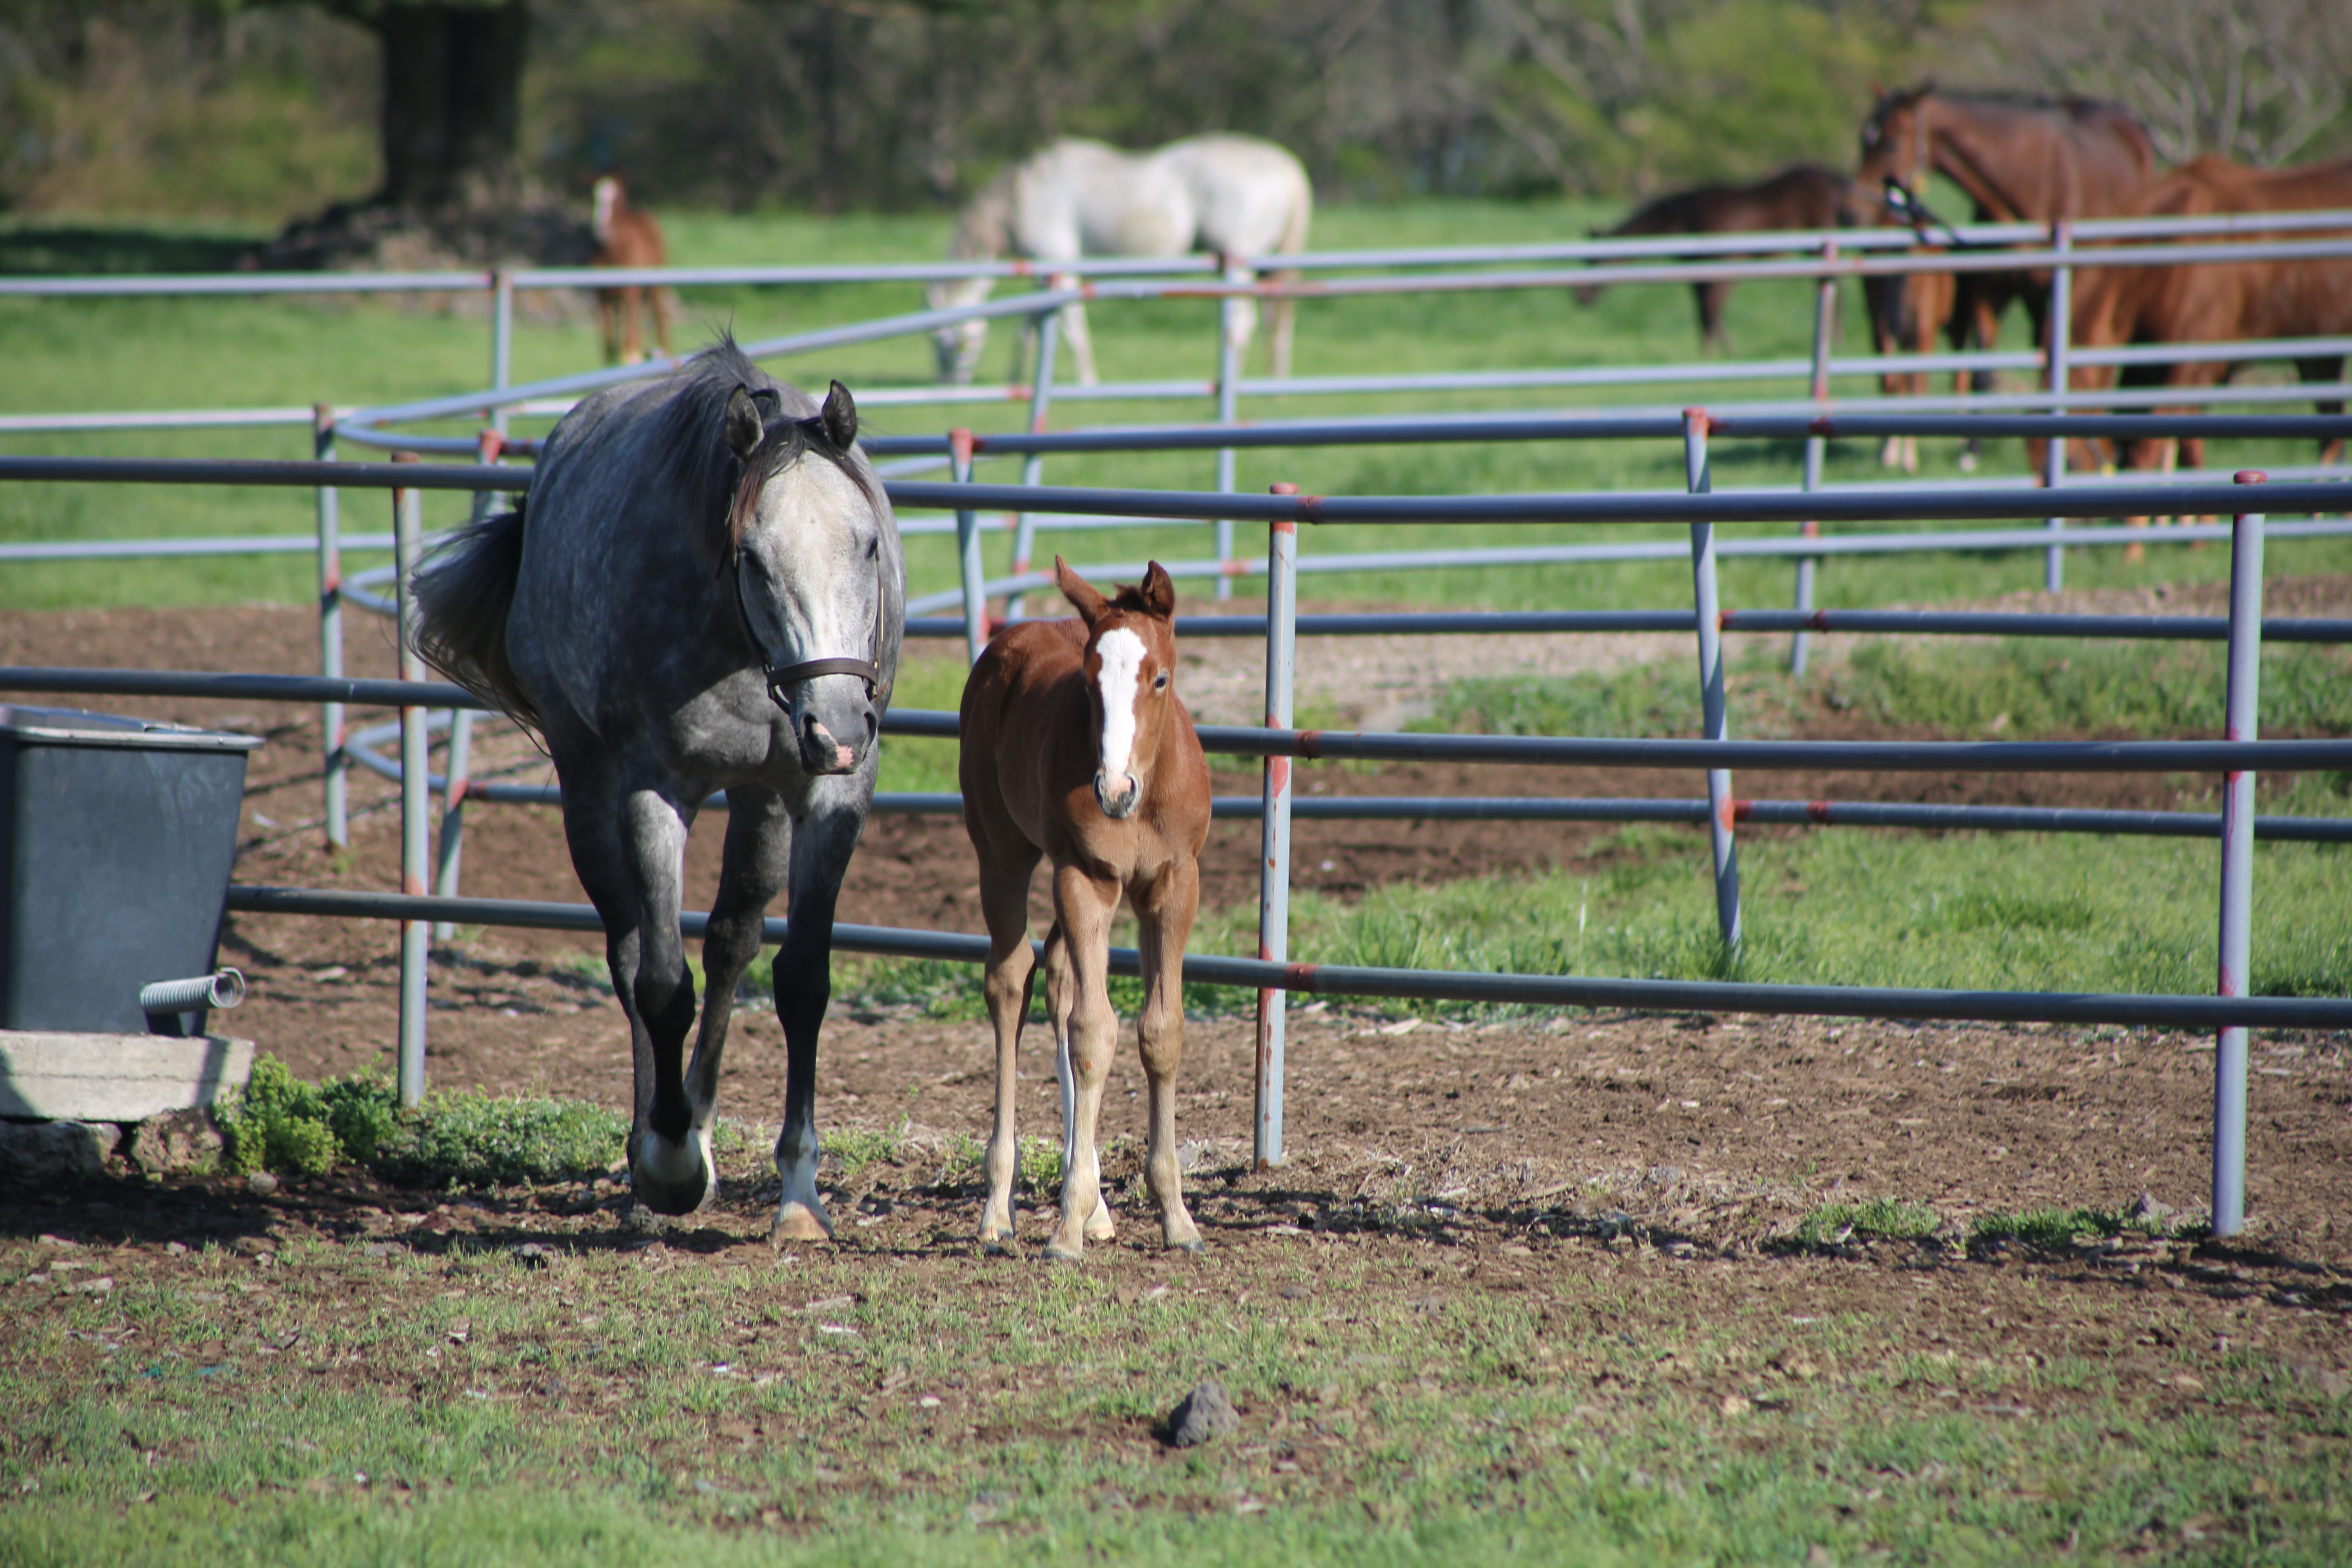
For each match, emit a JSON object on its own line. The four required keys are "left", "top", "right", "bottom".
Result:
{"left": 1138, "top": 560, "right": 1176, "bottom": 619}
{"left": 1054, "top": 555, "right": 1109, "bottom": 624}
{"left": 820, "top": 380, "right": 858, "bottom": 450}
{"left": 724, "top": 385, "right": 765, "bottom": 459}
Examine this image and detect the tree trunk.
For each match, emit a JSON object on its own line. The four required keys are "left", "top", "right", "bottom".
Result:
{"left": 375, "top": 0, "right": 529, "bottom": 210}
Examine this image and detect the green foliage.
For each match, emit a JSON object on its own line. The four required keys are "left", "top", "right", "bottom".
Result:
{"left": 824, "top": 1119, "right": 909, "bottom": 1180}
{"left": 218, "top": 1056, "right": 624, "bottom": 1187}
{"left": 220, "top": 1056, "right": 352, "bottom": 1177}
{"left": 1792, "top": 1198, "right": 1940, "bottom": 1247}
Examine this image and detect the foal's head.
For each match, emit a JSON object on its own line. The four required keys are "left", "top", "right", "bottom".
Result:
{"left": 1055, "top": 556, "right": 1178, "bottom": 822}
{"left": 1858, "top": 82, "right": 1936, "bottom": 198}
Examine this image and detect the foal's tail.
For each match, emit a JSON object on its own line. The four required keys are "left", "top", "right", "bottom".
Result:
{"left": 410, "top": 501, "right": 538, "bottom": 730}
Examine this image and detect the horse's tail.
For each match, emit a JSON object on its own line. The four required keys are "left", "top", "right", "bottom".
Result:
{"left": 410, "top": 500, "right": 539, "bottom": 731}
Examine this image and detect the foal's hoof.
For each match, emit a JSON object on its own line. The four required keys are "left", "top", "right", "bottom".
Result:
{"left": 771, "top": 1201, "right": 833, "bottom": 1245}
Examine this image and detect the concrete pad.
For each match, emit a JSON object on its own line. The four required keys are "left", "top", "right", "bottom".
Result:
{"left": 0, "top": 1031, "right": 254, "bottom": 1123}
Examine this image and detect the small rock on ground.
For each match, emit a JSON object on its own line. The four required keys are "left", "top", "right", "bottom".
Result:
{"left": 1163, "top": 1380, "right": 1240, "bottom": 1448}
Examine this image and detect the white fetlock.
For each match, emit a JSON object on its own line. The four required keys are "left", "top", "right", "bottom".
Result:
{"left": 631, "top": 1124, "right": 715, "bottom": 1216}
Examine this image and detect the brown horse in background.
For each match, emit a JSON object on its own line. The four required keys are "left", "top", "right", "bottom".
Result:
{"left": 1857, "top": 85, "right": 2156, "bottom": 355}
{"left": 591, "top": 172, "right": 673, "bottom": 365}
{"left": 1575, "top": 164, "right": 1859, "bottom": 353}
{"left": 2068, "top": 155, "right": 2352, "bottom": 477}
{"left": 958, "top": 558, "right": 1211, "bottom": 1262}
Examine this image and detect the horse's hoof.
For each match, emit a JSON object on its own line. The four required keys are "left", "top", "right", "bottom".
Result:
{"left": 1042, "top": 1239, "right": 1085, "bottom": 1264}
{"left": 982, "top": 1238, "right": 1016, "bottom": 1258}
{"left": 771, "top": 1202, "right": 833, "bottom": 1245}
{"left": 1170, "top": 1238, "right": 1208, "bottom": 1256}
{"left": 627, "top": 1166, "right": 710, "bottom": 1218}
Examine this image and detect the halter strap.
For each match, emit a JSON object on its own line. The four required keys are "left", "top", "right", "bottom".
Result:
{"left": 731, "top": 548, "right": 883, "bottom": 706}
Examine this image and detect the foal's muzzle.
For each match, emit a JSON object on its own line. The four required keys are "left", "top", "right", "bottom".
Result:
{"left": 1094, "top": 769, "right": 1139, "bottom": 820}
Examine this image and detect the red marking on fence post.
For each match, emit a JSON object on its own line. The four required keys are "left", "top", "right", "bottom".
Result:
{"left": 1807, "top": 800, "right": 1832, "bottom": 824}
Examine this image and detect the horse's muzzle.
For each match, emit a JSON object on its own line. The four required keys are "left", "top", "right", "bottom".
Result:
{"left": 1094, "top": 770, "right": 1139, "bottom": 820}
{"left": 799, "top": 713, "right": 870, "bottom": 776}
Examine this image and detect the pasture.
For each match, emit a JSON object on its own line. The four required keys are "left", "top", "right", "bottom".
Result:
{"left": 2, "top": 199, "right": 2350, "bottom": 1562}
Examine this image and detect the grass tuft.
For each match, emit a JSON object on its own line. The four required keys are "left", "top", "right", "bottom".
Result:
{"left": 1968, "top": 1204, "right": 2199, "bottom": 1251}
{"left": 1790, "top": 1198, "right": 1941, "bottom": 1248}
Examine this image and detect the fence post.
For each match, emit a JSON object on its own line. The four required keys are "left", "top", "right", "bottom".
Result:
{"left": 1213, "top": 257, "right": 1247, "bottom": 601}
{"left": 391, "top": 454, "right": 430, "bottom": 1107}
{"left": 1255, "top": 482, "right": 1300, "bottom": 1170}
{"left": 314, "top": 404, "right": 347, "bottom": 851}
{"left": 489, "top": 267, "right": 514, "bottom": 440}
{"left": 1791, "top": 239, "right": 1835, "bottom": 676}
{"left": 1005, "top": 304, "right": 1061, "bottom": 620}
{"left": 951, "top": 428, "right": 987, "bottom": 664}
{"left": 1684, "top": 408, "right": 1742, "bottom": 955}
{"left": 2212, "top": 470, "right": 2267, "bottom": 1237}
{"left": 2042, "top": 221, "right": 2074, "bottom": 593}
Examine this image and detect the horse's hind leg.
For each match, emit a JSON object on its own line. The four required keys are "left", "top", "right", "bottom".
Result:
{"left": 769, "top": 790, "right": 869, "bottom": 1244}
{"left": 1133, "top": 858, "right": 1203, "bottom": 1252}
{"left": 975, "top": 836, "right": 1042, "bottom": 1250}
{"left": 681, "top": 787, "right": 793, "bottom": 1177}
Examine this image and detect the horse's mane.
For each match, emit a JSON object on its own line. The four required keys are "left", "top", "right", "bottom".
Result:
{"left": 644, "top": 334, "right": 878, "bottom": 570}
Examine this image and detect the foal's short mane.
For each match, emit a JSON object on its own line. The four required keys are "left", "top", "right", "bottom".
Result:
{"left": 646, "top": 335, "right": 879, "bottom": 570}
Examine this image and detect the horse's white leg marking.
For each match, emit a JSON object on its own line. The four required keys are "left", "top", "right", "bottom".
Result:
{"left": 774, "top": 1132, "right": 831, "bottom": 1241}
{"left": 1137, "top": 860, "right": 1202, "bottom": 1251}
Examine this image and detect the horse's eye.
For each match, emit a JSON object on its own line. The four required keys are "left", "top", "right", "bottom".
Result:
{"left": 866, "top": 537, "right": 879, "bottom": 559}
{"left": 1154, "top": 673, "right": 1168, "bottom": 690}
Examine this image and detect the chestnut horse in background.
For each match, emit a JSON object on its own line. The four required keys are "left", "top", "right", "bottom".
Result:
{"left": 958, "top": 558, "right": 1211, "bottom": 1262}
{"left": 591, "top": 172, "right": 673, "bottom": 365}
{"left": 2067, "top": 155, "right": 2352, "bottom": 477}
{"left": 1574, "top": 164, "right": 1859, "bottom": 354}
{"left": 1857, "top": 85, "right": 2155, "bottom": 357}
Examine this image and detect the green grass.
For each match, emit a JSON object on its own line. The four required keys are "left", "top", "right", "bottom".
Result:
{"left": 1790, "top": 1198, "right": 1942, "bottom": 1248}
{"left": 2, "top": 1236, "right": 2346, "bottom": 1565}
{"left": 1968, "top": 1205, "right": 2198, "bottom": 1251}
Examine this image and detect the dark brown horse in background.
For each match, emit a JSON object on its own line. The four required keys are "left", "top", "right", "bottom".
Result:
{"left": 1857, "top": 85, "right": 2156, "bottom": 356}
{"left": 1858, "top": 185, "right": 1989, "bottom": 472}
{"left": 1575, "top": 164, "right": 1859, "bottom": 353}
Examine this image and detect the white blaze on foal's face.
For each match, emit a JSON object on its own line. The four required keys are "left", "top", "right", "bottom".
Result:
{"left": 1092, "top": 625, "right": 1147, "bottom": 809}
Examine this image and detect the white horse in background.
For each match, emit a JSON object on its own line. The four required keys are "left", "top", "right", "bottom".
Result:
{"left": 929, "top": 134, "right": 1313, "bottom": 386}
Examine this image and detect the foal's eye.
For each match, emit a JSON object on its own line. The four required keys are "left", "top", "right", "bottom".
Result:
{"left": 1154, "top": 673, "right": 1169, "bottom": 690}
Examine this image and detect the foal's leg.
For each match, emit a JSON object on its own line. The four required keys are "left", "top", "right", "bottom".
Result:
{"left": 681, "top": 788, "right": 793, "bottom": 1173}
{"left": 1133, "top": 858, "right": 1203, "bottom": 1251}
{"left": 770, "top": 784, "right": 870, "bottom": 1244}
{"left": 975, "top": 835, "right": 1041, "bottom": 1249}
{"left": 1041, "top": 919, "right": 1113, "bottom": 1243}
{"left": 1044, "top": 862, "right": 1120, "bottom": 1261}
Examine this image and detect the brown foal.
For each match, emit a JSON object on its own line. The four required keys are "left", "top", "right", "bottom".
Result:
{"left": 590, "top": 172, "right": 673, "bottom": 365}
{"left": 958, "top": 558, "right": 1211, "bottom": 1261}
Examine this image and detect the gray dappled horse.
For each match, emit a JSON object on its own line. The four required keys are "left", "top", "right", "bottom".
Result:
{"left": 410, "top": 341, "right": 905, "bottom": 1240}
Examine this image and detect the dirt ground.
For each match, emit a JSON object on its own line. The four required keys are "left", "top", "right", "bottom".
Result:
{"left": 2, "top": 594, "right": 2347, "bottom": 1256}
{"left": 2, "top": 596, "right": 2349, "bottom": 1518}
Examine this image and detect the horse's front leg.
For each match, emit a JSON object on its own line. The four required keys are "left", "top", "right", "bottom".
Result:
{"left": 1044, "top": 863, "right": 1120, "bottom": 1262}
{"left": 560, "top": 770, "right": 706, "bottom": 1217}
{"left": 770, "top": 791, "right": 867, "bottom": 1244}
{"left": 1133, "top": 858, "right": 1203, "bottom": 1252}
{"left": 974, "top": 835, "right": 1041, "bottom": 1250}
{"left": 681, "top": 788, "right": 793, "bottom": 1178}
{"left": 1050, "top": 275, "right": 1099, "bottom": 387}
{"left": 1041, "top": 920, "right": 1112, "bottom": 1244}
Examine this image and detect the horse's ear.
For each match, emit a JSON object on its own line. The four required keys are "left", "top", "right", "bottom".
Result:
{"left": 724, "top": 385, "right": 764, "bottom": 459}
{"left": 820, "top": 380, "right": 858, "bottom": 450}
{"left": 1054, "top": 555, "right": 1109, "bottom": 624}
{"left": 1138, "top": 561, "right": 1176, "bottom": 619}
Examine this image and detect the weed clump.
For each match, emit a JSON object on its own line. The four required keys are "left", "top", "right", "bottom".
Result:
{"left": 1788, "top": 1197, "right": 1940, "bottom": 1249}
{"left": 218, "top": 1055, "right": 625, "bottom": 1188}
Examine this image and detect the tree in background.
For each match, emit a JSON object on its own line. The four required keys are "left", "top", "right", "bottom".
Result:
{"left": 1967, "top": 0, "right": 2352, "bottom": 169}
